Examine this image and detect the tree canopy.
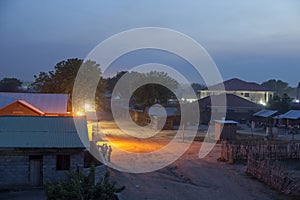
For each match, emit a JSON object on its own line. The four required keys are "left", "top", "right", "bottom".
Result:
{"left": 32, "top": 58, "right": 105, "bottom": 110}
{"left": 131, "top": 71, "right": 178, "bottom": 106}
{"left": 267, "top": 93, "right": 291, "bottom": 113}
{"left": 0, "top": 77, "right": 22, "bottom": 92}
{"left": 261, "top": 79, "right": 291, "bottom": 96}
{"left": 107, "top": 70, "right": 178, "bottom": 107}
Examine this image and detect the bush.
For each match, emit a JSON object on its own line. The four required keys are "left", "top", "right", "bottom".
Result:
{"left": 45, "top": 164, "right": 125, "bottom": 200}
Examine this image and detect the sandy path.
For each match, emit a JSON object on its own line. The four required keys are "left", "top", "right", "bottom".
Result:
{"left": 110, "top": 142, "right": 291, "bottom": 200}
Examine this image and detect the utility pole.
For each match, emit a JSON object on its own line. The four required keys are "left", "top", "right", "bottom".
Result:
{"left": 297, "top": 82, "right": 300, "bottom": 100}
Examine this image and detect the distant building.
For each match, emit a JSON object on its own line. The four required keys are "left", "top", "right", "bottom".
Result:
{"left": 0, "top": 92, "right": 70, "bottom": 116}
{"left": 198, "top": 94, "right": 262, "bottom": 123}
{"left": 0, "top": 116, "right": 104, "bottom": 188}
{"left": 130, "top": 105, "right": 181, "bottom": 130}
{"left": 198, "top": 78, "right": 274, "bottom": 105}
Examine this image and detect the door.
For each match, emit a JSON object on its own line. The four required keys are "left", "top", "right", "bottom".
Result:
{"left": 29, "top": 156, "right": 43, "bottom": 186}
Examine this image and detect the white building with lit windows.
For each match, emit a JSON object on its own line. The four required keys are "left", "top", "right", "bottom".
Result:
{"left": 198, "top": 78, "right": 274, "bottom": 106}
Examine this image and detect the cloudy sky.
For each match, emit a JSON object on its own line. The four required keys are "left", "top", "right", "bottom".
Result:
{"left": 1, "top": 0, "right": 299, "bottom": 86}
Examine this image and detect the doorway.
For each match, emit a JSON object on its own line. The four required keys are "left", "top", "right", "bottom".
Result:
{"left": 29, "top": 155, "right": 43, "bottom": 186}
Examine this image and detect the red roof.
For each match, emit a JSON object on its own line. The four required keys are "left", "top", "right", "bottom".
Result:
{"left": 199, "top": 94, "right": 261, "bottom": 108}
{"left": 208, "top": 78, "right": 272, "bottom": 92}
{"left": 0, "top": 100, "right": 45, "bottom": 116}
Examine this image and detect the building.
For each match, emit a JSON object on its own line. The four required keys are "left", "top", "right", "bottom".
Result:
{"left": 0, "top": 116, "right": 104, "bottom": 189}
{"left": 198, "top": 78, "right": 274, "bottom": 105}
{"left": 214, "top": 120, "right": 238, "bottom": 141}
{"left": 130, "top": 105, "right": 181, "bottom": 130}
{"left": 0, "top": 92, "right": 69, "bottom": 116}
{"left": 198, "top": 94, "right": 262, "bottom": 124}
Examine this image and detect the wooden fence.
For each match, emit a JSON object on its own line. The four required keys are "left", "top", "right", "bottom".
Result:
{"left": 219, "top": 141, "right": 300, "bottom": 197}
{"left": 230, "top": 142, "right": 300, "bottom": 161}
{"left": 246, "top": 156, "right": 300, "bottom": 197}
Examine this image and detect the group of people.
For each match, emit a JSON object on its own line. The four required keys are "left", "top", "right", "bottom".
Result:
{"left": 99, "top": 143, "right": 112, "bottom": 162}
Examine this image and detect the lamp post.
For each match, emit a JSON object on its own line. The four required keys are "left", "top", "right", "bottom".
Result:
{"left": 297, "top": 82, "right": 300, "bottom": 100}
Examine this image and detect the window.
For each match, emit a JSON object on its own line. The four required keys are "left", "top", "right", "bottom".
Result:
{"left": 244, "top": 93, "right": 250, "bottom": 97}
{"left": 56, "top": 155, "right": 70, "bottom": 170}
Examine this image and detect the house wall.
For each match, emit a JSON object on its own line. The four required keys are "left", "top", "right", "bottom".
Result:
{"left": 0, "top": 156, "right": 29, "bottom": 187}
{"left": 43, "top": 152, "right": 84, "bottom": 183}
{"left": 0, "top": 151, "right": 85, "bottom": 189}
{"left": 199, "top": 90, "right": 274, "bottom": 105}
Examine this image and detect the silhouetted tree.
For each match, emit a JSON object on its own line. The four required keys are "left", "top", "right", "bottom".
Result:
{"left": 191, "top": 83, "right": 206, "bottom": 94}
{"left": 106, "top": 71, "right": 178, "bottom": 107}
{"left": 261, "top": 79, "right": 291, "bottom": 96}
{"left": 267, "top": 93, "right": 291, "bottom": 113}
{"left": 106, "top": 71, "right": 127, "bottom": 93}
{"left": 32, "top": 58, "right": 105, "bottom": 110}
{"left": 130, "top": 71, "right": 178, "bottom": 106}
{"left": 0, "top": 77, "right": 22, "bottom": 92}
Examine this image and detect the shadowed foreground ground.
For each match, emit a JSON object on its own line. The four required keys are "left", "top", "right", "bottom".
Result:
{"left": 111, "top": 142, "right": 292, "bottom": 200}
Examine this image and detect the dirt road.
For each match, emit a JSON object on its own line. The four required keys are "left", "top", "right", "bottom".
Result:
{"left": 111, "top": 142, "right": 291, "bottom": 200}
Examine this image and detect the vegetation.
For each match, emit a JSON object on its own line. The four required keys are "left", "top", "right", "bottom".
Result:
{"left": 261, "top": 79, "right": 299, "bottom": 98}
{"left": 45, "top": 164, "right": 125, "bottom": 200}
{"left": 0, "top": 77, "right": 22, "bottom": 92}
{"left": 106, "top": 70, "right": 178, "bottom": 107}
{"left": 32, "top": 58, "right": 105, "bottom": 110}
{"left": 191, "top": 82, "right": 206, "bottom": 94}
{"left": 267, "top": 93, "right": 292, "bottom": 113}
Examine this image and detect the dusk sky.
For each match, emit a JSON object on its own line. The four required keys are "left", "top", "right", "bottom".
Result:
{"left": 1, "top": 0, "right": 300, "bottom": 86}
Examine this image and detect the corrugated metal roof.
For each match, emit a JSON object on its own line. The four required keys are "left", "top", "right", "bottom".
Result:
{"left": 280, "top": 110, "right": 300, "bottom": 120}
{"left": 0, "top": 92, "right": 68, "bottom": 114}
{"left": 215, "top": 120, "right": 238, "bottom": 124}
{"left": 17, "top": 100, "right": 45, "bottom": 115}
{"left": 199, "top": 94, "right": 260, "bottom": 108}
{"left": 0, "top": 116, "right": 89, "bottom": 148}
{"left": 253, "top": 109, "right": 278, "bottom": 118}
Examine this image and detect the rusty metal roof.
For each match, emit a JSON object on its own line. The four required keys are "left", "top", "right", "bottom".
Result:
{"left": 0, "top": 92, "right": 69, "bottom": 114}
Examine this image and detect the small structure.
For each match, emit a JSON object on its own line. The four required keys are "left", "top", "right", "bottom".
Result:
{"left": 0, "top": 116, "right": 103, "bottom": 189}
{"left": 214, "top": 119, "right": 238, "bottom": 141}
{"left": 146, "top": 105, "right": 180, "bottom": 130}
{"left": 253, "top": 109, "right": 278, "bottom": 119}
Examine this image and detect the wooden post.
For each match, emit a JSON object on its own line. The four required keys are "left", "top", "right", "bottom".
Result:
{"left": 182, "top": 124, "right": 185, "bottom": 143}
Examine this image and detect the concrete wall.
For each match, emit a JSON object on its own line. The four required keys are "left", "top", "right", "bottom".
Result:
{"left": 0, "top": 156, "right": 29, "bottom": 187}
{"left": 43, "top": 152, "right": 84, "bottom": 183}
{"left": 0, "top": 151, "right": 86, "bottom": 189}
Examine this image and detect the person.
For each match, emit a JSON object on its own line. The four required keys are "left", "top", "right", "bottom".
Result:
{"left": 98, "top": 144, "right": 106, "bottom": 162}
{"left": 103, "top": 143, "right": 108, "bottom": 160}
{"left": 107, "top": 145, "right": 112, "bottom": 162}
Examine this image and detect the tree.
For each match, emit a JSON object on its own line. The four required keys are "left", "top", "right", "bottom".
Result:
{"left": 191, "top": 83, "right": 206, "bottom": 93}
{"left": 261, "top": 79, "right": 291, "bottom": 97}
{"left": 106, "top": 71, "right": 127, "bottom": 93}
{"left": 0, "top": 77, "right": 22, "bottom": 92}
{"left": 106, "top": 70, "right": 178, "bottom": 107}
{"left": 45, "top": 164, "right": 125, "bottom": 200}
{"left": 32, "top": 58, "right": 105, "bottom": 110}
{"left": 267, "top": 93, "right": 291, "bottom": 113}
{"left": 130, "top": 71, "right": 178, "bottom": 106}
